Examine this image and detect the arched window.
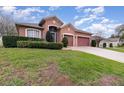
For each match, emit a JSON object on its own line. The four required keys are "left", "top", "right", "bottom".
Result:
{"left": 26, "top": 28, "right": 41, "bottom": 38}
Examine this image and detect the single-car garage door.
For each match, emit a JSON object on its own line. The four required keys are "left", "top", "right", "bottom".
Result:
{"left": 77, "top": 37, "right": 89, "bottom": 46}
{"left": 64, "top": 35, "right": 73, "bottom": 46}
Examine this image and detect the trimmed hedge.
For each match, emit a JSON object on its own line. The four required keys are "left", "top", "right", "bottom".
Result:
{"left": 28, "top": 41, "right": 48, "bottom": 49}
{"left": 17, "top": 41, "right": 63, "bottom": 50}
{"left": 47, "top": 42, "right": 63, "bottom": 49}
{"left": 17, "top": 41, "right": 30, "bottom": 48}
{"left": 2, "top": 36, "right": 43, "bottom": 48}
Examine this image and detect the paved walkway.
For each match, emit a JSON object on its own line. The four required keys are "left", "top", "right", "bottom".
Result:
{"left": 67, "top": 47, "right": 124, "bottom": 63}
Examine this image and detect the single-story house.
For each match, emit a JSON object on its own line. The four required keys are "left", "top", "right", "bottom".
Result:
{"left": 16, "top": 16, "right": 92, "bottom": 46}
{"left": 99, "top": 38, "right": 124, "bottom": 47}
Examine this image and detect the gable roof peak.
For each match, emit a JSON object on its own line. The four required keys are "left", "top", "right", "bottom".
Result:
{"left": 39, "top": 16, "right": 64, "bottom": 26}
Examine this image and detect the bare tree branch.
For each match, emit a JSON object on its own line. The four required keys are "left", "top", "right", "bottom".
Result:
{"left": 0, "top": 13, "right": 17, "bottom": 36}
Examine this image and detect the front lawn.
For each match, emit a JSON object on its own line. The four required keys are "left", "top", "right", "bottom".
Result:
{"left": 106, "top": 47, "right": 124, "bottom": 53}
{"left": 0, "top": 48, "right": 124, "bottom": 85}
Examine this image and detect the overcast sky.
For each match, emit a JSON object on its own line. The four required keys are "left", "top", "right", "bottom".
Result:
{"left": 0, "top": 6, "right": 123, "bottom": 37}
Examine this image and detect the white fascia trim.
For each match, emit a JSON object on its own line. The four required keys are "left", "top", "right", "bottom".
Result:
{"left": 25, "top": 29, "right": 28, "bottom": 37}
{"left": 48, "top": 25, "right": 60, "bottom": 30}
{"left": 63, "top": 33, "right": 74, "bottom": 37}
{"left": 76, "top": 35, "right": 91, "bottom": 38}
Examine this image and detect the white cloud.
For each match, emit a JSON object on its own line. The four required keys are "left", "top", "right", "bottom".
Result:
{"left": 49, "top": 6, "right": 60, "bottom": 11}
{"left": 74, "top": 6, "right": 120, "bottom": 37}
{"left": 74, "top": 14, "right": 96, "bottom": 26}
{"left": 74, "top": 6, "right": 105, "bottom": 26}
{"left": 75, "top": 6, "right": 104, "bottom": 15}
{"left": 1, "top": 6, "right": 16, "bottom": 13}
{"left": 0, "top": 6, "right": 45, "bottom": 23}
{"left": 100, "top": 18, "right": 110, "bottom": 24}
{"left": 73, "top": 15, "right": 79, "bottom": 20}
{"left": 75, "top": 6, "right": 84, "bottom": 10}
{"left": 83, "top": 6, "right": 104, "bottom": 15}
{"left": 74, "top": 6, "right": 122, "bottom": 37}
{"left": 88, "top": 23, "right": 107, "bottom": 33}
{"left": 75, "top": 6, "right": 85, "bottom": 12}
{"left": 84, "top": 8, "right": 92, "bottom": 13}
{"left": 85, "top": 23, "right": 121, "bottom": 37}
{"left": 92, "top": 6, "right": 104, "bottom": 15}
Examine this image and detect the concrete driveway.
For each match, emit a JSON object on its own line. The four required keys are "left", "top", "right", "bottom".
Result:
{"left": 67, "top": 47, "right": 124, "bottom": 63}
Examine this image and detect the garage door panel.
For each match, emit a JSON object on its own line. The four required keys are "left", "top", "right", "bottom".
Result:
{"left": 78, "top": 37, "right": 89, "bottom": 46}
{"left": 64, "top": 35, "right": 73, "bottom": 46}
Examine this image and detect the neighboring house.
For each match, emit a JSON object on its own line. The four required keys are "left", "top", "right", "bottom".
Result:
{"left": 99, "top": 38, "right": 124, "bottom": 47}
{"left": 16, "top": 16, "right": 92, "bottom": 46}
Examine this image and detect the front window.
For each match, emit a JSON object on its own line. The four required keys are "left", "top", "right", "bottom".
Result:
{"left": 27, "top": 28, "right": 40, "bottom": 38}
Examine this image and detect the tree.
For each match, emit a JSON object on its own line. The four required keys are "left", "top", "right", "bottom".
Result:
{"left": 94, "top": 30, "right": 105, "bottom": 38}
{"left": 46, "top": 31, "right": 54, "bottom": 42}
{"left": 111, "top": 34, "right": 115, "bottom": 38}
{"left": 62, "top": 37, "right": 68, "bottom": 47}
{"left": 91, "top": 40, "right": 96, "bottom": 47}
{"left": 121, "top": 33, "right": 124, "bottom": 39}
{"left": 93, "top": 31, "right": 105, "bottom": 47}
{"left": 115, "top": 24, "right": 124, "bottom": 37}
{"left": 92, "top": 35, "right": 103, "bottom": 47}
{"left": 0, "top": 13, "right": 17, "bottom": 36}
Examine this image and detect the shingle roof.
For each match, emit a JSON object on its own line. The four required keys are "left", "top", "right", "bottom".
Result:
{"left": 16, "top": 23, "right": 43, "bottom": 29}
{"left": 101, "top": 38, "right": 120, "bottom": 42}
{"left": 108, "top": 38, "right": 120, "bottom": 42}
{"left": 61, "top": 23, "right": 92, "bottom": 35}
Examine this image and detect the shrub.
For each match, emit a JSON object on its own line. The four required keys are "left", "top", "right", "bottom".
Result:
{"left": 62, "top": 37, "right": 68, "bottom": 47}
{"left": 46, "top": 31, "right": 54, "bottom": 42}
{"left": 109, "top": 43, "right": 113, "bottom": 47}
{"left": 28, "top": 41, "right": 48, "bottom": 48}
{"left": 122, "top": 43, "right": 124, "bottom": 46}
{"left": 91, "top": 40, "right": 96, "bottom": 47}
{"left": 17, "top": 41, "right": 30, "bottom": 48}
{"left": 2, "top": 36, "right": 43, "bottom": 48}
{"left": 17, "top": 41, "right": 63, "bottom": 50}
{"left": 103, "top": 43, "right": 106, "bottom": 48}
{"left": 47, "top": 42, "right": 63, "bottom": 49}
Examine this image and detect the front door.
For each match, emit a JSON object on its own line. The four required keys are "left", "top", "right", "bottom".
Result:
{"left": 51, "top": 32, "right": 56, "bottom": 42}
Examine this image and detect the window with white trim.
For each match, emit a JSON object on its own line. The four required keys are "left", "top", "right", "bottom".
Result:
{"left": 27, "top": 28, "right": 40, "bottom": 38}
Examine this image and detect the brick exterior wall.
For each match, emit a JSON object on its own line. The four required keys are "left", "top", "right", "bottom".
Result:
{"left": 16, "top": 26, "right": 26, "bottom": 36}
{"left": 40, "top": 18, "right": 63, "bottom": 41}
{"left": 16, "top": 16, "right": 92, "bottom": 46}
{"left": 16, "top": 26, "right": 43, "bottom": 39}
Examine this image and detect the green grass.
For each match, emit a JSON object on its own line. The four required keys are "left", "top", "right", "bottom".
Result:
{"left": 0, "top": 48, "right": 124, "bottom": 85}
{"left": 106, "top": 47, "right": 124, "bottom": 53}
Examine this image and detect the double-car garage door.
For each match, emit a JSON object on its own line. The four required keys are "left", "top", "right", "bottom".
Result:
{"left": 64, "top": 35, "right": 89, "bottom": 46}
{"left": 77, "top": 37, "right": 89, "bottom": 46}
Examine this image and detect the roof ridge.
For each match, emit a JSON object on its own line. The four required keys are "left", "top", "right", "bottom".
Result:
{"left": 39, "top": 16, "right": 64, "bottom": 26}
